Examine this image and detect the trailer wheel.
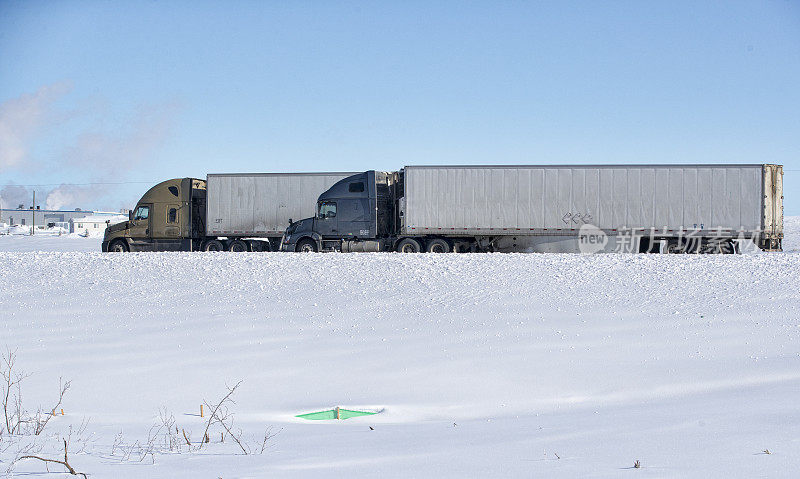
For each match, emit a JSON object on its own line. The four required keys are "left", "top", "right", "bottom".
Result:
{"left": 296, "top": 238, "right": 318, "bottom": 253}
{"left": 396, "top": 238, "right": 422, "bottom": 253}
{"left": 665, "top": 241, "right": 683, "bottom": 254}
{"left": 228, "top": 240, "right": 248, "bottom": 252}
{"left": 684, "top": 238, "right": 702, "bottom": 254}
{"left": 109, "top": 240, "right": 129, "bottom": 252}
{"left": 203, "top": 240, "right": 225, "bottom": 252}
{"left": 248, "top": 240, "right": 270, "bottom": 252}
{"left": 709, "top": 239, "right": 737, "bottom": 254}
{"left": 426, "top": 238, "right": 451, "bottom": 253}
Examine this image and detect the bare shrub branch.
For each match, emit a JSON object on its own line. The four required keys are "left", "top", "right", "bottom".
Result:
{"left": 19, "top": 438, "right": 86, "bottom": 478}
{"left": 259, "top": 426, "right": 281, "bottom": 454}
{"left": 111, "top": 430, "right": 124, "bottom": 456}
{"left": 198, "top": 380, "right": 243, "bottom": 452}
{"left": 1, "top": 349, "right": 71, "bottom": 437}
{"left": 212, "top": 410, "right": 248, "bottom": 454}
{"left": 33, "top": 377, "right": 71, "bottom": 435}
{"left": 4, "top": 439, "right": 43, "bottom": 476}
{"left": 1, "top": 349, "right": 30, "bottom": 435}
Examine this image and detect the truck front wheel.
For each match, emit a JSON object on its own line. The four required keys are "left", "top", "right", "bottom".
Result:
{"left": 396, "top": 238, "right": 422, "bottom": 253}
{"left": 296, "top": 238, "right": 318, "bottom": 253}
{"left": 109, "top": 240, "right": 129, "bottom": 252}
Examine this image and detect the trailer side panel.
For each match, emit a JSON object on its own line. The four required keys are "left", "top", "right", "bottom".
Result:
{"left": 206, "top": 173, "right": 354, "bottom": 236}
{"left": 403, "top": 165, "right": 767, "bottom": 235}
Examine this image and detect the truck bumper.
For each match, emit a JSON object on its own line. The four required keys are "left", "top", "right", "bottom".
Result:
{"left": 101, "top": 240, "right": 110, "bottom": 252}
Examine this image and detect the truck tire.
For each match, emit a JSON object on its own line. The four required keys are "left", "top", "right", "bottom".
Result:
{"left": 203, "top": 240, "right": 225, "bottom": 252}
{"left": 426, "top": 238, "right": 450, "bottom": 253}
{"left": 227, "top": 240, "right": 248, "bottom": 252}
{"left": 664, "top": 241, "right": 682, "bottom": 254}
{"left": 709, "top": 239, "right": 737, "bottom": 254}
{"left": 296, "top": 238, "right": 318, "bottom": 253}
{"left": 268, "top": 238, "right": 282, "bottom": 252}
{"left": 684, "top": 238, "right": 702, "bottom": 254}
{"left": 396, "top": 238, "right": 422, "bottom": 253}
{"left": 248, "top": 240, "right": 270, "bottom": 252}
{"left": 109, "top": 239, "right": 129, "bottom": 252}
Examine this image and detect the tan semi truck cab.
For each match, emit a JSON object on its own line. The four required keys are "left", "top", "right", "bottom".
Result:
{"left": 103, "top": 178, "right": 210, "bottom": 252}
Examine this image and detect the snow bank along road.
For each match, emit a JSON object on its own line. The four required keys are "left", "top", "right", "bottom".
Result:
{"left": 0, "top": 228, "right": 798, "bottom": 477}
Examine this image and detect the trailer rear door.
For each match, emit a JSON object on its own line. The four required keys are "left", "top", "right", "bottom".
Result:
{"left": 763, "top": 165, "right": 783, "bottom": 236}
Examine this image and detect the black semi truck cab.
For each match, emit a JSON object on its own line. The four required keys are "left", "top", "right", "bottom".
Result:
{"left": 282, "top": 170, "right": 399, "bottom": 252}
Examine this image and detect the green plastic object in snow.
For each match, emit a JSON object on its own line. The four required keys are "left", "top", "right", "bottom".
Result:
{"left": 296, "top": 406, "right": 377, "bottom": 420}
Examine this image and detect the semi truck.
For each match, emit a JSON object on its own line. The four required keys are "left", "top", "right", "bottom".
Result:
{"left": 281, "top": 164, "right": 784, "bottom": 253}
{"left": 102, "top": 173, "right": 354, "bottom": 252}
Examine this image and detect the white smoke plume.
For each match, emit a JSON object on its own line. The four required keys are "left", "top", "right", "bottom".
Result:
{"left": 0, "top": 83, "right": 72, "bottom": 171}
{"left": 0, "top": 84, "right": 181, "bottom": 211}
{"left": 65, "top": 101, "right": 181, "bottom": 174}
{"left": 45, "top": 184, "right": 104, "bottom": 211}
{"left": 0, "top": 184, "right": 34, "bottom": 210}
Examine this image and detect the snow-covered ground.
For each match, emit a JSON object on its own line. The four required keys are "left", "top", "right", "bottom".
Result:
{"left": 0, "top": 228, "right": 103, "bottom": 253}
{"left": 782, "top": 215, "right": 799, "bottom": 252}
{"left": 0, "top": 219, "right": 798, "bottom": 478}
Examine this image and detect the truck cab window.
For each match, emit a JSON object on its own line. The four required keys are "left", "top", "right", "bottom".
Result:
{"left": 167, "top": 207, "right": 177, "bottom": 223}
{"left": 134, "top": 206, "right": 150, "bottom": 220}
{"left": 318, "top": 202, "right": 336, "bottom": 218}
{"left": 348, "top": 182, "right": 365, "bottom": 193}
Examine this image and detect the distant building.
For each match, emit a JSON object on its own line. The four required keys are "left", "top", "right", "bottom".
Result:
{"left": 0, "top": 208, "right": 123, "bottom": 228}
{"left": 69, "top": 215, "right": 127, "bottom": 235}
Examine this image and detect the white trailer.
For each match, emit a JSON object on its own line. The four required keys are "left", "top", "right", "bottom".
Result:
{"left": 400, "top": 164, "right": 783, "bottom": 252}
{"left": 206, "top": 173, "right": 354, "bottom": 237}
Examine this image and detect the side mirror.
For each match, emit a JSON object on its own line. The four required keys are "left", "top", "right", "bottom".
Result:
{"left": 288, "top": 218, "right": 293, "bottom": 226}
{"left": 129, "top": 211, "right": 134, "bottom": 221}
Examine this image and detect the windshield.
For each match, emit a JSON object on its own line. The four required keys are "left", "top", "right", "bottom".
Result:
{"left": 134, "top": 206, "right": 150, "bottom": 220}
{"left": 318, "top": 201, "right": 336, "bottom": 218}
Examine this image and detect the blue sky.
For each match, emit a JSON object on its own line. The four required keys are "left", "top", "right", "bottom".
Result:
{"left": 0, "top": 1, "right": 798, "bottom": 213}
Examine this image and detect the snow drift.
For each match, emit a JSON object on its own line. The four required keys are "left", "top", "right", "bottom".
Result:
{"left": 0, "top": 220, "right": 797, "bottom": 477}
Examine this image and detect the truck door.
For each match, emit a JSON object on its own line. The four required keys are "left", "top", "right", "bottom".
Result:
{"left": 315, "top": 201, "right": 339, "bottom": 237}
{"left": 164, "top": 204, "right": 181, "bottom": 237}
{"left": 338, "top": 198, "right": 373, "bottom": 238}
{"left": 128, "top": 204, "right": 153, "bottom": 249}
